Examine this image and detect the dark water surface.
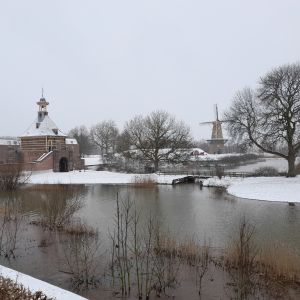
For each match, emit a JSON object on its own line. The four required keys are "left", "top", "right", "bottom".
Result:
{"left": 0, "top": 184, "right": 299, "bottom": 298}
{"left": 78, "top": 184, "right": 300, "bottom": 249}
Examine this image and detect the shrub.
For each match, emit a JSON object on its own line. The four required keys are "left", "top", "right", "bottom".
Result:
{"left": 253, "top": 166, "right": 279, "bottom": 177}
{"left": 215, "top": 164, "right": 224, "bottom": 179}
{"left": 39, "top": 185, "right": 83, "bottom": 230}
{"left": 62, "top": 228, "right": 101, "bottom": 291}
{"left": 0, "top": 164, "right": 30, "bottom": 191}
{"left": 0, "top": 276, "right": 53, "bottom": 300}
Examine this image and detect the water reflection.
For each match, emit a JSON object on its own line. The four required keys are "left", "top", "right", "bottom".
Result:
{"left": 0, "top": 185, "right": 87, "bottom": 220}
{"left": 0, "top": 184, "right": 300, "bottom": 252}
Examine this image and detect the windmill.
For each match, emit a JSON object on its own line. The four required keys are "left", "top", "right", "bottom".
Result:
{"left": 200, "top": 104, "right": 228, "bottom": 154}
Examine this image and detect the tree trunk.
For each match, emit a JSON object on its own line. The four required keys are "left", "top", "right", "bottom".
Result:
{"left": 287, "top": 154, "right": 296, "bottom": 177}
{"left": 154, "top": 160, "right": 159, "bottom": 173}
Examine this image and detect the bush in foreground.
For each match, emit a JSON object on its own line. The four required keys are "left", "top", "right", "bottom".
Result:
{"left": 0, "top": 276, "right": 53, "bottom": 300}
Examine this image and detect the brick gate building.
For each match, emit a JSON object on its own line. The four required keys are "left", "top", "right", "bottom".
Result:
{"left": 0, "top": 96, "right": 83, "bottom": 172}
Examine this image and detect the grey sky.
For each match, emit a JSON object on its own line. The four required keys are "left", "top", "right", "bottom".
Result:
{"left": 1, "top": 0, "right": 300, "bottom": 140}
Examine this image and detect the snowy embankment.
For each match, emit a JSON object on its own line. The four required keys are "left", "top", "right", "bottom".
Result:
{"left": 0, "top": 265, "right": 87, "bottom": 300}
{"left": 28, "top": 170, "right": 300, "bottom": 203}
{"left": 227, "top": 176, "right": 300, "bottom": 203}
{"left": 29, "top": 170, "right": 184, "bottom": 185}
{"left": 203, "top": 176, "right": 300, "bottom": 203}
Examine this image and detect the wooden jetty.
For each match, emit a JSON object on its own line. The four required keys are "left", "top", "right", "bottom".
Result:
{"left": 171, "top": 175, "right": 209, "bottom": 185}
{"left": 163, "top": 171, "right": 252, "bottom": 185}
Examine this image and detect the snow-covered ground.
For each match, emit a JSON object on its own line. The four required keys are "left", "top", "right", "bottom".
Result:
{"left": 227, "top": 176, "right": 300, "bottom": 203}
{"left": 203, "top": 176, "right": 300, "bottom": 203}
{"left": 82, "top": 155, "right": 103, "bottom": 166}
{"left": 29, "top": 170, "right": 184, "bottom": 185}
{"left": 0, "top": 265, "right": 87, "bottom": 300}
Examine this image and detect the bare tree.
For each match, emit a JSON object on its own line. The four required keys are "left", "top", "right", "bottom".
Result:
{"left": 225, "top": 63, "right": 300, "bottom": 177}
{"left": 90, "top": 120, "right": 119, "bottom": 163}
{"left": 125, "top": 111, "right": 191, "bottom": 172}
{"left": 116, "top": 130, "right": 131, "bottom": 153}
{"left": 68, "top": 125, "right": 94, "bottom": 155}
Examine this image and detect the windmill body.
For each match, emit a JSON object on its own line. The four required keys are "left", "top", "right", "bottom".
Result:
{"left": 200, "top": 105, "right": 227, "bottom": 154}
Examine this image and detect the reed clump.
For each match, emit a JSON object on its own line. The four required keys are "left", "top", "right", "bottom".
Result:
{"left": 131, "top": 175, "right": 156, "bottom": 188}
{"left": 258, "top": 242, "right": 300, "bottom": 283}
{"left": 64, "top": 220, "right": 97, "bottom": 237}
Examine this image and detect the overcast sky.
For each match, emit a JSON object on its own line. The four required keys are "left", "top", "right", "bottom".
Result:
{"left": 1, "top": 0, "right": 300, "bottom": 140}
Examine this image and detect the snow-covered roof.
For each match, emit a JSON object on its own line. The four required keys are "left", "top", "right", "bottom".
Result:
{"left": 21, "top": 115, "right": 66, "bottom": 137}
{"left": 0, "top": 138, "right": 20, "bottom": 146}
{"left": 66, "top": 138, "right": 78, "bottom": 144}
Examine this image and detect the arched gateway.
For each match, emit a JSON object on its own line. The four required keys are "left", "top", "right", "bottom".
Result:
{"left": 59, "top": 157, "right": 68, "bottom": 172}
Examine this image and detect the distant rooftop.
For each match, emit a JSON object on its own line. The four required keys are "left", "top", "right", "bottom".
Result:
{"left": 0, "top": 137, "right": 20, "bottom": 146}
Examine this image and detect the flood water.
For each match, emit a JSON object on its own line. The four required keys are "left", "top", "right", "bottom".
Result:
{"left": 0, "top": 183, "right": 300, "bottom": 298}
{"left": 74, "top": 184, "right": 300, "bottom": 253}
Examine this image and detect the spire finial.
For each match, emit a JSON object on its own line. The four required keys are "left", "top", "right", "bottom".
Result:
{"left": 42, "top": 87, "right": 44, "bottom": 98}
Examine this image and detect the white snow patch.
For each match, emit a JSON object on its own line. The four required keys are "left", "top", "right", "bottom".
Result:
{"left": 227, "top": 176, "right": 300, "bottom": 203}
{"left": 83, "top": 155, "right": 103, "bottom": 166}
{"left": 203, "top": 177, "right": 232, "bottom": 187}
{"left": 0, "top": 265, "right": 87, "bottom": 300}
{"left": 28, "top": 170, "right": 185, "bottom": 185}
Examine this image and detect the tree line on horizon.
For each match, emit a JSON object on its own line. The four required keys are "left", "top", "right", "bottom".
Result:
{"left": 70, "top": 62, "right": 300, "bottom": 176}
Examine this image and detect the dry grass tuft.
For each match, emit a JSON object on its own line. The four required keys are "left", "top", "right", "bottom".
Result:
{"left": 131, "top": 175, "right": 156, "bottom": 187}
{"left": 64, "top": 221, "right": 97, "bottom": 237}
{"left": 258, "top": 242, "right": 300, "bottom": 283}
{"left": 177, "top": 238, "right": 204, "bottom": 265}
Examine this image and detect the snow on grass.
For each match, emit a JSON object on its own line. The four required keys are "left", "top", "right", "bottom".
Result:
{"left": 82, "top": 155, "right": 103, "bottom": 166}
{"left": 203, "top": 177, "right": 232, "bottom": 187}
{"left": 227, "top": 176, "right": 300, "bottom": 203}
{"left": 203, "top": 175, "right": 300, "bottom": 203}
{"left": 28, "top": 170, "right": 185, "bottom": 185}
{"left": 0, "top": 265, "right": 87, "bottom": 300}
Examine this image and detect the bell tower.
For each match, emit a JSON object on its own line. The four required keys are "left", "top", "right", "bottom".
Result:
{"left": 36, "top": 90, "right": 49, "bottom": 123}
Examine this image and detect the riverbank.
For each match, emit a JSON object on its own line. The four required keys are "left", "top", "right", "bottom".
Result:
{"left": 204, "top": 176, "right": 300, "bottom": 203}
{"left": 28, "top": 170, "right": 184, "bottom": 185}
{"left": 28, "top": 170, "right": 300, "bottom": 203}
